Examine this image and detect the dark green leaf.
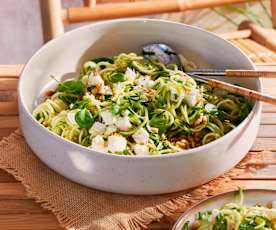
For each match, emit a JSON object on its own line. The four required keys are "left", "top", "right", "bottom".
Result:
{"left": 57, "top": 80, "right": 85, "bottom": 95}
{"left": 109, "top": 104, "right": 121, "bottom": 115}
{"left": 110, "top": 73, "right": 126, "bottom": 83}
{"left": 75, "top": 109, "right": 94, "bottom": 129}
{"left": 150, "top": 113, "right": 169, "bottom": 134}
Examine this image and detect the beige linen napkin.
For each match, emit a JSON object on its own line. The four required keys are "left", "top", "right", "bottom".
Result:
{"left": 0, "top": 130, "right": 255, "bottom": 230}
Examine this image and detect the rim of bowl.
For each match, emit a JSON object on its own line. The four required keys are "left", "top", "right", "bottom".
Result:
{"left": 172, "top": 188, "right": 276, "bottom": 230}
{"left": 18, "top": 18, "right": 262, "bottom": 160}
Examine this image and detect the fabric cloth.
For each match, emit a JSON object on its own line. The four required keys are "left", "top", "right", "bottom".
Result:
{"left": 0, "top": 130, "right": 257, "bottom": 230}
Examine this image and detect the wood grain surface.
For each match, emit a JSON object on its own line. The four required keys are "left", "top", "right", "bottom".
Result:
{"left": 0, "top": 65, "right": 275, "bottom": 229}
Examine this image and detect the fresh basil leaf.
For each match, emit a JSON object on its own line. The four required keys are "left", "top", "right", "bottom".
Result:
{"left": 57, "top": 80, "right": 85, "bottom": 95}
{"left": 110, "top": 73, "right": 126, "bottom": 83}
{"left": 109, "top": 104, "right": 120, "bottom": 115}
{"left": 91, "top": 57, "right": 114, "bottom": 64}
{"left": 150, "top": 114, "right": 169, "bottom": 134}
{"left": 59, "top": 95, "right": 79, "bottom": 104}
{"left": 75, "top": 109, "right": 94, "bottom": 129}
{"left": 72, "top": 98, "right": 91, "bottom": 110}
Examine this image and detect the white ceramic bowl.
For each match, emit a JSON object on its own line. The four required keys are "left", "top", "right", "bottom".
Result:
{"left": 173, "top": 189, "right": 276, "bottom": 230}
{"left": 18, "top": 19, "right": 261, "bottom": 195}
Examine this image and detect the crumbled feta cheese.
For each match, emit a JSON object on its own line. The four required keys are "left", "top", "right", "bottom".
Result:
{"left": 185, "top": 88, "right": 199, "bottom": 106}
{"left": 89, "top": 122, "right": 106, "bottom": 136}
{"left": 115, "top": 116, "right": 132, "bottom": 131}
{"left": 272, "top": 201, "right": 276, "bottom": 208}
{"left": 132, "top": 127, "right": 149, "bottom": 144}
{"left": 112, "top": 83, "right": 125, "bottom": 95}
{"left": 133, "top": 144, "right": 149, "bottom": 156}
{"left": 90, "top": 135, "right": 107, "bottom": 152}
{"left": 205, "top": 103, "right": 217, "bottom": 112}
{"left": 98, "top": 85, "right": 112, "bottom": 95}
{"left": 67, "top": 111, "right": 78, "bottom": 126}
{"left": 105, "top": 125, "right": 117, "bottom": 136}
{"left": 211, "top": 209, "right": 220, "bottom": 221}
{"left": 101, "top": 110, "right": 117, "bottom": 125}
{"left": 107, "top": 135, "right": 127, "bottom": 152}
{"left": 139, "top": 76, "right": 155, "bottom": 88}
{"left": 88, "top": 72, "right": 104, "bottom": 86}
{"left": 125, "top": 68, "right": 136, "bottom": 82}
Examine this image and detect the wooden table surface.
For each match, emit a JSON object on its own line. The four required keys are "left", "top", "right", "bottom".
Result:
{"left": 0, "top": 65, "right": 275, "bottom": 230}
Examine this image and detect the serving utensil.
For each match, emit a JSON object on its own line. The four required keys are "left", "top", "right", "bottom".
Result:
{"left": 142, "top": 43, "right": 276, "bottom": 105}
{"left": 187, "top": 69, "right": 276, "bottom": 78}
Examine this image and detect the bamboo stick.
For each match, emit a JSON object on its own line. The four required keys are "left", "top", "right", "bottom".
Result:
{"left": 0, "top": 65, "right": 22, "bottom": 78}
{"left": 231, "top": 39, "right": 261, "bottom": 62}
{"left": 0, "top": 116, "right": 19, "bottom": 128}
{"left": 239, "top": 20, "right": 276, "bottom": 52}
{"left": 40, "top": 0, "right": 64, "bottom": 42}
{"left": 219, "top": 30, "right": 251, "bottom": 40}
{"left": 0, "top": 102, "right": 18, "bottom": 115}
{"left": 83, "top": 0, "right": 97, "bottom": 7}
{"left": 271, "top": 0, "right": 276, "bottom": 29}
{"left": 245, "top": 40, "right": 276, "bottom": 62}
{"left": 0, "top": 79, "right": 18, "bottom": 91}
{"left": 206, "top": 78, "right": 276, "bottom": 105}
{"left": 62, "top": 0, "right": 259, "bottom": 23}
{"left": 224, "top": 69, "right": 276, "bottom": 78}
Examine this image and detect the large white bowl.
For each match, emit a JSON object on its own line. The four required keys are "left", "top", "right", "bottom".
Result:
{"left": 19, "top": 19, "right": 261, "bottom": 195}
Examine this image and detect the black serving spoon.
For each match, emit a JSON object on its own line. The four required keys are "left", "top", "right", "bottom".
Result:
{"left": 141, "top": 43, "right": 276, "bottom": 105}
{"left": 142, "top": 43, "right": 276, "bottom": 78}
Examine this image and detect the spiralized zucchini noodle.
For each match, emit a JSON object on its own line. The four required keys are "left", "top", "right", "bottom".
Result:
{"left": 182, "top": 189, "right": 276, "bottom": 230}
{"left": 32, "top": 53, "right": 251, "bottom": 156}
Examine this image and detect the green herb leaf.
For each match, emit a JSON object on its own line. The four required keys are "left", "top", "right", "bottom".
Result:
{"left": 150, "top": 114, "right": 169, "bottom": 134}
{"left": 109, "top": 104, "right": 121, "bottom": 115}
{"left": 75, "top": 109, "right": 94, "bottom": 129}
{"left": 57, "top": 80, "right": 85, "bottom": 95}
{"left": 72, "top": 98, "right": 91, "bottom": 110}
{"left": 110, "top": 73, "right": 126, "bottom": 83}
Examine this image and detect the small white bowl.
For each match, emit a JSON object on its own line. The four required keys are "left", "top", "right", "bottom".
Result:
{"left": 173, "top": 189, "right": 276, "bottom": 230}
{"left": 18, "top": 19, "right": 261, "bottom": 195}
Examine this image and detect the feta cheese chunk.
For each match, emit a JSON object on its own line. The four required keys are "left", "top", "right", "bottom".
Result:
{"left": 139, "top": 76, "right": 155, "bottom": 88}
{"left": 132, "top": 127, "right": 149, "bottom": 144}
{"left": 125, "top": 68, "right": 136, "bottom": 82}
{"left": 107, "top": 135, "right": 127, "bottom": 152}
{"left": 88, "top": 72, "right": 104, "bottom": 86}
{"left": 105, "top": 125, "right": 117, "bottom": 136}
{"left": 272, "top": 201, "right": 276, "bottom": 208}
{"left": 205, "top": 103, "right": 217, "bottom": 112}
{"left": 185, "top": 88, "right": 199, "bottom": 106}
{"left": 89, "top": 122, "right": 106, "bottom": 136}
{"left": 115, "top": 116, "right": 132, "bottom": 131}
{"left": 210, "top": 209, "right": 220, "bottom": 221}
{"left": 90, "top": 135, "right": 107, "bottom": 152}
{"left": 101, "top": 110, "right": 117, "bottom": 125}
{"left": 133, "top": 144, "right": 149, "bottom": 156}
{"left": 67, "top": 111, "right": 78, "bottom": 126}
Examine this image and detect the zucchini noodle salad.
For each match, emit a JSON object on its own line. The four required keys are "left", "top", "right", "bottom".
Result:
{"left": 33, "top": 53, "right": 251, "bottom": 156}
{"left": 182, "top": 190, "right": 276, "bottom": 230}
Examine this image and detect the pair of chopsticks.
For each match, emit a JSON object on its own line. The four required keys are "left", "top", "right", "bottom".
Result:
{"left": 186, "top": 69, "right": 276, "bottom": 105}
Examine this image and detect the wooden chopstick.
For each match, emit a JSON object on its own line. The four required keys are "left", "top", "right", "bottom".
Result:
{"left": 207, "top": 78, "right": 276, "bottom": 105}
{"left": 225, "top": 70, "right": 276, "bottom": 78}
{"left": 187, "top": 70, "right": 276, "bottom": 78}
